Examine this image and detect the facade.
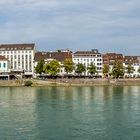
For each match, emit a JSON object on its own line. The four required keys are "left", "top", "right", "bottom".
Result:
{"left": 103, "top": 53, "right": 124, "bottom": 72}
{"left": 103, "top": 53, "right": 140, "bottom": 78}
{"left": 34, "top": 49, "right": 72, "bottom": 75}
{"left": 103, "top": 53, "right": 123, "bottom": 65}
{"left": 0, "top": 56, "right": 9, "bottom": 73}
{"left": 73, "top": 49, "right": 102, "bottom": 76}
{"left": 0, "top": 44, "right": 35, "bottom": 76}
{"left": 123, "top": 56, "right": 140, "bottom": 77}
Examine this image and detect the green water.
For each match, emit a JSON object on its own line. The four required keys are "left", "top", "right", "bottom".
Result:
{"left": 0, "top": 86, "right": 140, "bottom": 140}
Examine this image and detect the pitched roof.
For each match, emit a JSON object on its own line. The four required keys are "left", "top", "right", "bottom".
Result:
{"left": 0, "top": 55, "right": 8, "bottom": 61}
{"left": 74, "top": 49, "right": 101, "bottom": 57}
{"left": 103, "top": 53, "right": 123, "bottom": 64}
{"left": 0, "top": 43, "right": 35, "bottom": 51}
{"left": 124, "top": 56, "right": 139, "bottom": 64}
{"left": 34, "top": 51, "right": 72, "bottom": 62}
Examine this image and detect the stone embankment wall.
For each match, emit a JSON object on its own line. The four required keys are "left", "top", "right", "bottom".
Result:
{"left": 0, "top": 79, "right": 140, "bottom": 87}
{"left": 34, "top": 78, "right": 140, "bottom": 86}
{"left": 0, "top": 80, "right": 23, "bottom": 86}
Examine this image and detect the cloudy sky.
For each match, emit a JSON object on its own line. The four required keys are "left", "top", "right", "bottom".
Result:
{"left": 0, "top": 0, "right": 140, "bottom": 55}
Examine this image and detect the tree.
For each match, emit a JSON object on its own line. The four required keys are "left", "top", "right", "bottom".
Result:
{"left": 111, "top": 61, "right": 125, "bottom": 78}
{"left": 63, "top": 59, "right": 74, "bottom": 74}
{"left": 125, "top": 64, "right": 134, "bottom": 77}
{"left": 75, "top": 63, "right": 86, "bottom": 76}
{"left": 35, "top": 60, "right": 45, "bottom": 75}
{"left": 87, "top": 62, "right": 97, "bottom": 76}
{"left": 138, "top": 67, "right": 140, "bottom": 73}
{"left": 44, "top": 60, "right": 60, "bottom": 76}
{"left": 102, "top": 64, "right": 109, "bottom": 77}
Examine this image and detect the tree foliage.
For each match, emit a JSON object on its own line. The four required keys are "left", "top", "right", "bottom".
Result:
{"left": 87, "top": 63, "right": 97, "bottom": 75}
{"left": 35, "top": 60, "right": 45, "bottom": 75}
{"left": 75, "top": 63, "right": 86, "bottom": 75}
{"left": 111, "top": 61, "right": 125, "bottom": 78}
{"left": 102, "top": 64, "right": 109, "bottom": 76}
{"left": 125, "top": 64, "right": 134, "bottom": 75}
{"left": 63, "top": 59, "right": 74, "bottom": 74}
{"left": 44, "top": 60, "right": 60, "bottom": 76}
{"left": 138, "top": 67, "right": 140, "bottom": 74}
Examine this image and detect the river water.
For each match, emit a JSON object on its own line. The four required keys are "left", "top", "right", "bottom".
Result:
{"left": 0, "top": 86, "right": 140, "bottom": 140}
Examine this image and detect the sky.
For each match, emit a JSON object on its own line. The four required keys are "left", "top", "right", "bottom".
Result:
{"left": 0, "top": 0, "right": 140, "bottom": 55}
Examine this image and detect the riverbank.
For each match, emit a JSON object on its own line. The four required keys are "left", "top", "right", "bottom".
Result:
{"left": 33, "top": 78, "right": 140, "bottom": 86}
{"left": 0, "top": 78, "right": 140, "bottom": 86}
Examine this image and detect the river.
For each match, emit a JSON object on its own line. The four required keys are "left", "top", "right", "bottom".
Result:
{"left": 0, "top": 86, "right": 140, "bottom": 140}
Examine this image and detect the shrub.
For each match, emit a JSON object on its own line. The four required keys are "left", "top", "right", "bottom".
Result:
{"left": 24, "top": 80, "right": 33, "bottom": 87}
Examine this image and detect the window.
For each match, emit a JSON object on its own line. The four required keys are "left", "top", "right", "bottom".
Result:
{"left": 3, "top": 63, "right": 6, "bottom": 68}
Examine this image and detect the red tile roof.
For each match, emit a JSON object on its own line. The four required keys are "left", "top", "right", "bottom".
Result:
{"left": 103, "top": 53, "right": 123, "bottom": 65}
{"left": 34, "top": 51, "right": 72, "bottom": 62}
{"left": 124, "top": 56, "right": 139, "bottom": 64}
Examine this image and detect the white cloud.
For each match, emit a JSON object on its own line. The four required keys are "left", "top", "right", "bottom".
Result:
{"left": 0, "top": 0, "right": 140, "bottom": 54}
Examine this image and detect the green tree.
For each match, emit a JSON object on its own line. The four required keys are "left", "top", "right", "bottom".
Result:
{"left": 138, "top": 67, "right": 140, "bottom": 75}
{"left": 63, "top": 59, "right": 74, "bottom": 74}
{"left": 75, "top": 63, "right": 86, "bottom": 76}
{"left": 35, "top": 60, "right": 45, "bottom": 75}
{"left": 87, "top": 62, "right": 97, "bottom": 76}
{"left": 125, "top": 64, "right": 134, "bottom": 77}
{"left": 44, "top": 60, "right": 60, "bottom": 76}
{"left": 111, "top": 61, "right": 125, "bottom": 78}
{"left": 102, "top": 64, "right": 109, "bottom": 77}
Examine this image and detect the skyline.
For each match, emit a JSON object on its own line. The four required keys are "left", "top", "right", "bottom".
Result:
{"left": 0, "top": 0, "right": 140, "bottom": 55}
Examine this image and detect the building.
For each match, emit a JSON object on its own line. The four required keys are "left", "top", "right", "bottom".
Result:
{"left": 103, "top": 53, "right": 123, "bottom": 65}
{"left": 73, "top": 49, "right": 102, "bottom": 76}
{"left": 123, "top": 56, "right": 140, "bottom": 77}
{"left": 0, "top": 55, "right": 9, "bottom": 73}
{"left": 0, "top": 56, "right": 10, "bottom": 80}
{"left": 103, "top": 53, "right": 124, "bottom": 73}
{"left": 34, "top": 49, "right": 72, "bottom": 75}
{"left": 0, "top": 44, "right": 35, "bottom": 76}
{"left": 103, "top": 53, "right": 140, "bottom": 78}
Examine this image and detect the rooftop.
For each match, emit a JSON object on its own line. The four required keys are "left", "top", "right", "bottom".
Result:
{"left": 34, "top": 51, "right": 72, "bottom": 62}
{"left": 0, "top": 43, "right": 35, "bottom": 51}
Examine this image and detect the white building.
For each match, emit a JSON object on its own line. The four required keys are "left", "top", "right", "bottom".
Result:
{"left": 0, "top": 56, "right": 9, "bottom": 73}
{"left": 123, "top": 56, "right": 140, "bottom": 78}
{"left": 73, "top": 49, "right": 102, "bottom": 76}
{"left": 0, "top": 44, "right": 35, "bottom": 76}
